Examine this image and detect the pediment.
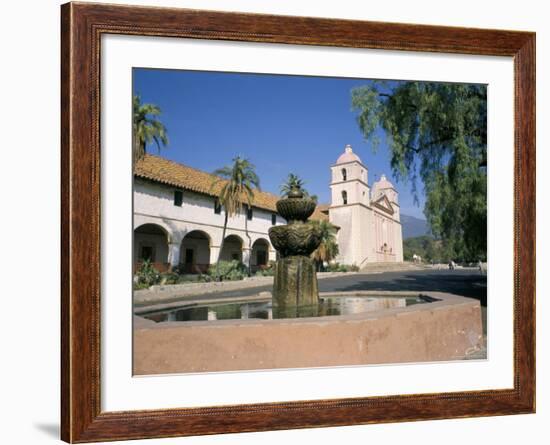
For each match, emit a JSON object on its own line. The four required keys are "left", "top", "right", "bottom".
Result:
{"left": 372, "top": 195, "right": 394, "bottom": 215}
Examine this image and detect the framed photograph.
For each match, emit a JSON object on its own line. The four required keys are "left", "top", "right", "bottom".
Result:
{"left": 61, "top": 2, "right": 535, "bottom": 442}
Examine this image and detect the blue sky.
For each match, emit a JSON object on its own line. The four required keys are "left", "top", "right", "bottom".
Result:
{"left": 133, "top": 68, "right": 426, "bottom": 219}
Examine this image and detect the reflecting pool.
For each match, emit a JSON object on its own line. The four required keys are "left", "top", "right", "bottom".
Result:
{"left": 141, "top": 294, "right": 437, "bottom": 323}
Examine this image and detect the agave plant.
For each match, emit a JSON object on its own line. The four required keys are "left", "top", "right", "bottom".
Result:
{"left": 279, "top": 173, "right": 318, "bottom": 202}
{"left": 279, "top": 173, "right": 305, "bottom": 196}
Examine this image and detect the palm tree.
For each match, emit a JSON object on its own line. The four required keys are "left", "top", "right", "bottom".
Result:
{"left": 310, "top": 220, "right": 339, "bottom": 271}
{"left": 132, "top": 94, "right": 169, "bottom": 161}
{"left": 212, "top": 156, "right": 261, "bottom": 279}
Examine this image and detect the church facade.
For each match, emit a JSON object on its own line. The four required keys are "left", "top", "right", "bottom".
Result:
{"left": 328, "top": 145, "right": 404, "bottom": 266}
{"left": 133, "top": 145, "right": 403, "bottom": 273}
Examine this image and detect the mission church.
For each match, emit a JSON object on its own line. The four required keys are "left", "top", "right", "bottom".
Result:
{"left": 133, "top": 144, "right": 403, "bottom": 273}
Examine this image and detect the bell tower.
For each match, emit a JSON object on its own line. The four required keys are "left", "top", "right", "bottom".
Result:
{"left": 329, "top": 144, "right": 370, "bottom": 207}
{"left": 329, "top": 144, "right": 371, "bottom": 266}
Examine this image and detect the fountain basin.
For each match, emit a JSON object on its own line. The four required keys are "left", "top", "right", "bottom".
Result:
{"left": 140, "top": 294, "right": 434, "bottom": 322}
{"left": 276, "top": 197, "right": 316, "bottom": 222}
{"left": 133, "top": 291, "right": 483, "bottom": 375}
{"left": 268, "top": 224, "right": 321, "bottom": 257}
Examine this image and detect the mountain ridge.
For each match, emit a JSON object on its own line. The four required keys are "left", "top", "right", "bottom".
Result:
{"left": 400, "top": 214, "right": 430, "bottom": 239}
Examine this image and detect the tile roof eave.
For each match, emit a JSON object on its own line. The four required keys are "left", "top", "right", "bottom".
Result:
{"left": 134, "top": 155, "right": 329, "bottom": 222}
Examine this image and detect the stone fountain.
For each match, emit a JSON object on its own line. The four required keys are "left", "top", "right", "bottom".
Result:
{"left": 134, "top": 187, "right": 485, "bottom": 374}
{"left": 268, "top": 185, "right": 322, "bottom": 311}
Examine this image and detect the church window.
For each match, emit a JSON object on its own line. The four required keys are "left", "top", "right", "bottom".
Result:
{"left": 271, "top": 213, "right": 277, "bottom": 225}
{"left": 247, "top": 206, "right": 253, "bottom": 220}
{"left": 341, "top": 168, "right": 347, "bottom": 181}
{"left": 214, "top": 199, "right": 222, "bottom": 214}
{"left": 342, "top": 190, "right": 348, "bottom": 205}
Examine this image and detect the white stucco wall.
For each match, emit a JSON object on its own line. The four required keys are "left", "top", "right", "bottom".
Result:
{"left": 331, "top": 161, "right": 368, "bottom": 184}
{"left": 329, "top": 204, "right": 376, "bottom": 267}
{"left": 134, "top": 178, "right": 280, "bottom": 267}
{"left": 134, "top": 232, "right": 169, "bottom": 264}
{"left": 329, "top": 205, "right": 354, "bottom": 265}
{"left": 329, "top": 158, "right": 404, "bottom": 266}
{"left": 134, "top": 160, "right": 404, "bottom": 270}
{"left": 180, "top": 235, "right": 210, "bottom": 265}
{"left": 330, "top": 161, "right": 370, "bottom": 207}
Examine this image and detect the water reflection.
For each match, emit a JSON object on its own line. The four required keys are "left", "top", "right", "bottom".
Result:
{"left": 142, "top": 295, "right": 433, "bottom": 323}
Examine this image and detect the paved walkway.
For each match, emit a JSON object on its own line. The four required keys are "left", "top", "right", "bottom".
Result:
{"left": 134, "top": 271, "right": 355, "bottom": 305}
{"left": 135, "top": 268, "right": 487, "bottom": 307}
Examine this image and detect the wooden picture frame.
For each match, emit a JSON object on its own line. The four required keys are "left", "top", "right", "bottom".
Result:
{"left": 61, "top": 2, "right": 535, "bottom": 442}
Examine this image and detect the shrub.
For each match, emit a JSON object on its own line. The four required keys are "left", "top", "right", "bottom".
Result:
{"left": 134, "top": 259, "right": 161, "bottom": 288}
{"left": 208, "top": 260, "right": 247, "bottom": 281}
{"left": 325, "top": 262, "right": 359, "bottom": 273}
{"left": 158, "top": 271, "right": 214, "bottom": 285}
{"left": 160, "top": 272, "right": 180, "bottom": 285}
{"left": 254, "top": 260, "right": 276, "bottom": 277}
{"left": 198, "top": 274, "right": 213, "bottom": 282}
{"left": 133, "top": 282, "right": 150, "bottom": 290}
{"left": 255, "top": 269, "right": 274, "bottom": 277}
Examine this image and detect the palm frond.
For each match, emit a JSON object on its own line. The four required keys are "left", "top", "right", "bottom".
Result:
{"left": 212, "top": 156, "right": 261, "bottom": 217}
{"left": 132, "top": 94, "right": 169, "bottom": 160}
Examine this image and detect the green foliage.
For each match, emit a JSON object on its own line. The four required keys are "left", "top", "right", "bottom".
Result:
{"left": 159, "top": 272, "right": 212, "bottom": 285}
{"left": 351, "top": 81, "right": 487, "bottom": 260}
{"left": 280, "top": 173, "right": 305, "bottom": 195}
{"left": 133, "top": 94, "right": 169, "bottom": 160}
{"left": 133, "top": 282, "right": 150, "bottom": 290}
{"left": 254, "top": 261, "right": 276, "bottom": 277}
{"left": 402, "top": 235, "right": 480, "bottom": 263}
{"left": 254, "top": 270, "right": 270, "bottom": 277}
{"left": 212, "top": 156, "right": 261, "bottom": 280}
{"left": 134, "top": 259, "right": 161, "bottom": 288}
{"left": 325, "top": 262, "right": 359, "bottom": 273}
{"left": 160, "top": 272, "right": 180, "bottom": 285}
{"left": 279, "top": 173, "right": 318, "bottom": 202}
{"left": 309, "top": 220, "right": 339, "bottom": 269}
{"left": 212, "top": 157, "right": 261, "bottom": 217}
{"left": 208, "top": 260, "right": 247, "bottom": 281}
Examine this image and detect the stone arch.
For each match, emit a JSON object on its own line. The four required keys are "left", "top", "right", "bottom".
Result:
{"left": 133, "top": 215, "right": 177, "bottom": 243}
{"left": 134, "top": 223, "right": 170, "bottom": 272}
{"left": 220, "top": 234, "right": 244, "bottom": 263}
{"left": 251, "top": 238, "right": 271, "bottom": 272}
{"left": 180, "top": 230, "right": 212, "bottom": 274}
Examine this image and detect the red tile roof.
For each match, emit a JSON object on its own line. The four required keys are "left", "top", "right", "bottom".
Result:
{"left": 134, "top": 155, "right": 329, "bottom": 221}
